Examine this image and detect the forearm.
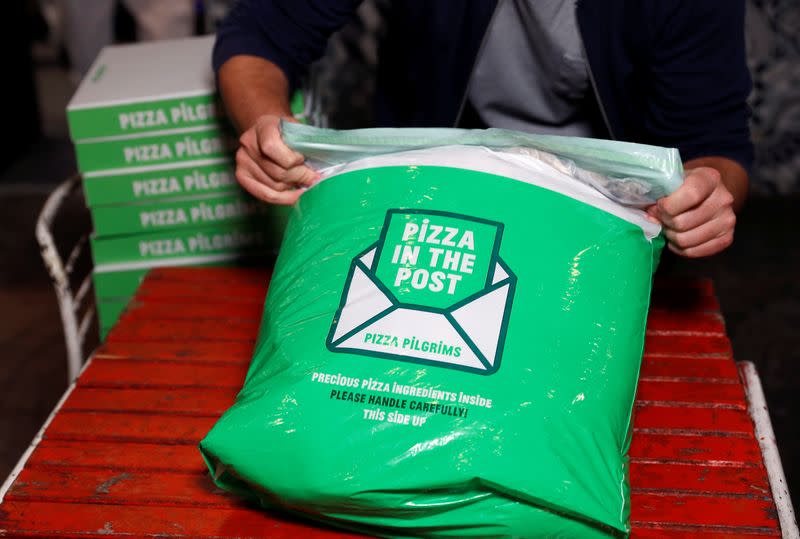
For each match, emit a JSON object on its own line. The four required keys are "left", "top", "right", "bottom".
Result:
{"left": 218, "top": 55, "right": 293, "bottom": 133}
{"left": 683, "top": 156, "right": 749, "bottom": 213}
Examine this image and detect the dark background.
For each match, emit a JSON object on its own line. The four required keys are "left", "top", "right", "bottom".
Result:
{"left": 0, "top": 0, "right": 797, "bottom": 514}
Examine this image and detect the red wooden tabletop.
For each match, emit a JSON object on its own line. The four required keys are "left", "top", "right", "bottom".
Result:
{"left": 0, "top": 267, "right": 784, "bottom": 538}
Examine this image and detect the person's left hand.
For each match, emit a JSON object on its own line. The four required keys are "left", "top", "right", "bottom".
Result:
{"left": 647, "top": 167, "right": 736, "bottom": 258}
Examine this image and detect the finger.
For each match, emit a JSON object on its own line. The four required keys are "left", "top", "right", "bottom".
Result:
{"left": 235, "top": 148, "right": 292, "bottom": 192}
{"left": 664, "top": 210, "right": 736, "bottom": 250}
{"left": 658, "top": 168, "right": 720, "bottom": 217}
{"left": 240, "top": 142, "right": 286, "bottom": 181}
{"left": 256, "top": 118, "right": 305, "bottom": 169}
{"left": 259, "top": 158, "right": 319, "bottom": 187}
{"left": 668, "top": 231, "right": 734, "bottom": 258}
{"left": 235, "top": 163, "right": 302, "bottom": 205}
{"left": 644, "top": 204, "right": 661, "bottom": 224}
{"left": 284, "top": 164, "right": 320, "bottom": 186}
{"left": 659, "top": 187, "right": 735, "bottom": 232}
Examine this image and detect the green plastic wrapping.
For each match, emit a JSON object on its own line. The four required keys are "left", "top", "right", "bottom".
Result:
{"left": 200, "top": 124, "right": 680, "bottom": 538}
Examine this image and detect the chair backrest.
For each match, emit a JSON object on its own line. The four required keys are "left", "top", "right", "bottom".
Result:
{"left": 35, "top": 174, "right": 96, "bottom": 381}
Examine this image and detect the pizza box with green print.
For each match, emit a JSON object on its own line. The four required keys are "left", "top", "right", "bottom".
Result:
{"left": 68, "top": 37, "right": 311, "bottom": 141}
{"left": 74, "top": 126, "right": 234, "bottom": 174}
{"left": 90, "top": 222, "right": 285, "bottom": 267}
{"left": 67, "top": 37, "right": 219, "bottom": 141}
{"left": 82, "top": 160, "right": 236, "bottom": 207}
{"left": 328, "top": 209, "right": 516, "bottom": 375}
{"left": 90, "top": 193, "right": 278, "bottom": 237}
{"left": 93, "top": 267, "right": 149, "bottom": 299}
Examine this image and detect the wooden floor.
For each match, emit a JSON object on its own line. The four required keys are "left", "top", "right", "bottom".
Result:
{"left": 0, "top": 267, "right": 786, "bottom": 537}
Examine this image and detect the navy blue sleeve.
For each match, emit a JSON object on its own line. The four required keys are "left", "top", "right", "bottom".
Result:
{"left": 642, "top": 0, "right": 754, "bottom": 172}
{"left": 212, "top": 0, "right": 363, "bottom": 92}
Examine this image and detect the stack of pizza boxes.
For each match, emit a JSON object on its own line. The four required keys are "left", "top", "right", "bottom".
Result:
{"left": 67, "top": 36, "right": 292, "bottom": 338}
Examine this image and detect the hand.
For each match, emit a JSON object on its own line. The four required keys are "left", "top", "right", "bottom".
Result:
{"left": 647, "top": 167, "right": 736, "bottom": 258}
{"left": 235, "top": 115, "right": 318, "bottom": 205}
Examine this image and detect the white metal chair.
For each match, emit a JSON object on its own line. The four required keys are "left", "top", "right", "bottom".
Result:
{"left": 35, "top": 174, "right": 95, "bottom": 382}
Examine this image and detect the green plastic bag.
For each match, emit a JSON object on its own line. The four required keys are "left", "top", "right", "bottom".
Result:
{"left": 200, "top": 124, "right": 681, "bottom": 538}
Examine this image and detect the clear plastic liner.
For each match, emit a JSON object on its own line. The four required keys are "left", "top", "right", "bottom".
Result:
{"left": 282, "top": 122, "right": 684, "bottom": 206}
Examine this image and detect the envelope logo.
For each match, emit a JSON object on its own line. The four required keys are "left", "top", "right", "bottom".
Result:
{"left": 327, "top": 209, "right": 516, "bottom": 375}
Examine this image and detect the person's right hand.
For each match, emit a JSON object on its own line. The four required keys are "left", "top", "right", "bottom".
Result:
{"left": 235, "top": 115, "right": 318, "bottom": 205}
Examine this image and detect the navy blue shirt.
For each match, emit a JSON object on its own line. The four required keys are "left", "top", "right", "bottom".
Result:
{"left": 213, "top": 0, "right": 754, "bottom": 171}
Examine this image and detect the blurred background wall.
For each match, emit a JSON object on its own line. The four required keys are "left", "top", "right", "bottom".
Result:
{"left": 747, "top": 0, "right": 800, "bottom": 194}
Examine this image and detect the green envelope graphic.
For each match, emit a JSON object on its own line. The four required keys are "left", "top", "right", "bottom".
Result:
{"left": 327, "top": 209, "right": 516, "bottom": 375}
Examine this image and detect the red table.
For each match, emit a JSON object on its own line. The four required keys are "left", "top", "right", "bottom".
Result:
{"left": 0, "top": 267, "right": 790, "bottom": 537}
